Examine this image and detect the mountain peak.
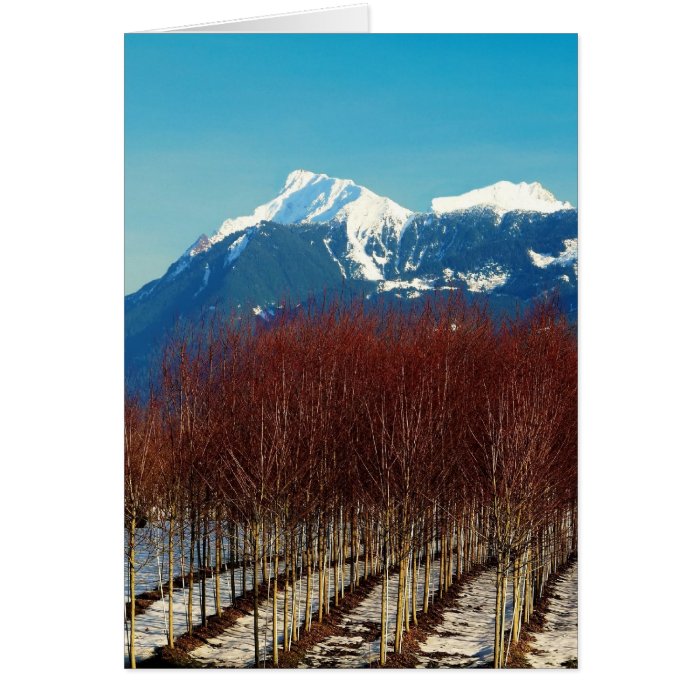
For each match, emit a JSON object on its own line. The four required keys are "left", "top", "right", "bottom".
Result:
{"left": 431, "top": 180, "right": 573, "bottom": 215}
{"left": 187, "top": 234, "right": 211, "bottom": 256}
{"left": 282, "top": 168, "right": 319, "bottom": 191}
{"left": 198, "top": 170, "right": 412, "bottom": 281}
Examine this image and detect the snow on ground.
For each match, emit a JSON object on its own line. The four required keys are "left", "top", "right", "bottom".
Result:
{"left": 126, "top": 563, "right": 256, "bottom": 664}
{"left": 128, "top": 534, "right": 525, "bottom": 670}
{"left": 415, "top": 567, "right": 513, "bottom": 668}
{"left": 124, "top": 525, "right": 232, "bottom": 597}
{"left": 191, "top": 561, "right": 366, "bottom": 668}
{"left": 525, "top": 562, "right": 578, "bottom": 668}
{"left": 125, "top": 523, "right": 370, "bottom": 665}
{"left": 300, "top": 556, "right": 449, "bottom": 668}
{"left": 124, "top": 527, "right": 184, "bottom": 598}
{"left": 125, "top": 525, "right": 289, "bottom": 662}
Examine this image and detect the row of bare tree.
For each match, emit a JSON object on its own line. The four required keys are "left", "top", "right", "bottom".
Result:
{"left": 125, "top": 296, "right": 577, "bottom": 668}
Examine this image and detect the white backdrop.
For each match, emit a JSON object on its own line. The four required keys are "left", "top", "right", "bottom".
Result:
{"left": 2, "top": 1, "right": 698, "bottom": 697}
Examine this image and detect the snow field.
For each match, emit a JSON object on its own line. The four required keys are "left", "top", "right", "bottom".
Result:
{"left": 525, "top": 562, "right": 578, "bottom": 668}
{"left": 126, "top": 529, "right": 571, "bottom": 670}
{"left": 126, "top": 532, "right": 367, "bottom": 665}
{"left": 124, "top": 525, "right": 229, "bottom": 598}
{"left": 191, "top": 560, "right": 366, "bottom": 668}
{"left": 126, "top": 562, "right": 258, "bottom": 663}
{"left": 415, "top": 567, "right": 513, "bottom": 668}
{"left": 300, "top": 555, "right": 451, "bottom": 668}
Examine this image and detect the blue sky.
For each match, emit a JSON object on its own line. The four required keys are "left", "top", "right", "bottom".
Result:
{"left": 125, "top": 33, "right": 577, "bottom": 293}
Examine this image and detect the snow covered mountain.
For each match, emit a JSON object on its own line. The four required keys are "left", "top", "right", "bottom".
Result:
{"left": 126, "top": 170, "right": 577, "bottom": 380}
{"left": 432, "top": 180, "right": 573, "bottom": 216}
{"left": 171, "top": 169, "right": 413, "bottom": 283}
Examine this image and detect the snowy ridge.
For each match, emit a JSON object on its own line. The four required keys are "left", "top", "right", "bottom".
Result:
{"left": 196, "top": 169, "right": 413, "bottom": 281}
{"left": 172, "top": 172, "right": 574, "bottom": 286}
{"left": 125, "top": 170, "right": 577, "bottom": 316}
{"left": 431, "top": 181, "right": 573, "bottom": 215}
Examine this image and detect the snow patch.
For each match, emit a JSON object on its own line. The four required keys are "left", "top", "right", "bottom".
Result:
{"left": 168, "top": 234, "right": 212, "bottom": 281}
{"left": 194, "top": 560, "right": 365, "bottom": 668}
{"left": 194, "top": 264, "right": 210, "bottom": 297}
{"left": 251, "top": 304, "right": 276, "bottom": 321}
{"left": 169, "top": 258, "right": 190, "bottom": 278}
{"left": 457, "top": 264, "right": 509, "bottom": 293}
{"left": 378, "top": 277, "right": 434, "bottom": 293}
{"left": 528, "top": 239, "right": 578, "bottom": 268}
{"left": 525, "top": 563, "right": 577, "bottom": 668}
{"left": 415, "top": 567, "right": 513, "bottom": 668}
{"left": 225, "top": 233, "right": 249, "bottom": 267}
{"left": 323, "top": 238, "right": 347, "bottom": 279}
{"left": 301, "top": 556, "right": 447, "bottom": 668}
{"left": 187, "top": 234, "right": 212, "bottom": 257}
